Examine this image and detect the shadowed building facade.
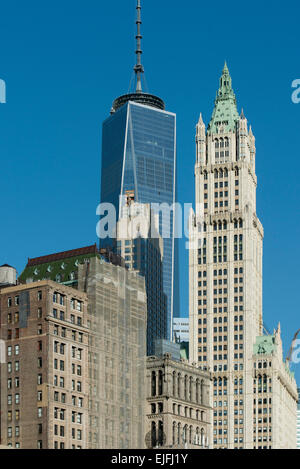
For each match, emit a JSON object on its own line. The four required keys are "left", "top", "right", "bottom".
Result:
{"left": 3, "top": 247, "right": 147, "bottom": 449}
{"left": 115, "top": 191, "right": 167, "bottom": 355}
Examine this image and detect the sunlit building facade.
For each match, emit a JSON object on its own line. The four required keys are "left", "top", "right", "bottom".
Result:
{"left": 189, "top": 63, "right": 297, "bottom": 448}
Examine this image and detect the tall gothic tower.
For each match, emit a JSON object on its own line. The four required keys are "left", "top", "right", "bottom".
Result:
{"left": 189, "top": 63, "right": 264, "bottom": 449}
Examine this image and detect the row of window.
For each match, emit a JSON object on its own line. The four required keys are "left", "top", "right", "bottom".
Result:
{"left": 53, "top": 325, "right": 84, "bottom": 343}
{"left": 53, "top": 309, "right": 83, "bottom": 326}
{"left": 53, "top": 359, "right": 82, "bottom": 376}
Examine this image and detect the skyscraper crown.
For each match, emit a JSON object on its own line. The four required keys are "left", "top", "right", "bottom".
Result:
{"left": 207, "top": 62, "right": 240, "bottom": 134}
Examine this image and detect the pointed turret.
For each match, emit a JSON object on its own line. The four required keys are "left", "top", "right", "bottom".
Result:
{"left": 196, "top": 113, "right": 206, "bottom": 164}
{"left": 198, "top": 112, "right": 204, "bottom": 126}
{"left": 196, "top": 113, "right": 205, "bottom": 136}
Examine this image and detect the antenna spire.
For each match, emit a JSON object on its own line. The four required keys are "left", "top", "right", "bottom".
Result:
{"left": 134, "top": 0, "right": 144, "bottom": 93}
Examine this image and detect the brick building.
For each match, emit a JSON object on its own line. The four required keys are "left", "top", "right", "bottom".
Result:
{"left": 0, "top": 280, "right": 89, "bottom": 449}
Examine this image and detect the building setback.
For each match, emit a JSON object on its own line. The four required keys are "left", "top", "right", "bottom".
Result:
{"left": 0, "top": 280, "right": 89, "bottom": 449}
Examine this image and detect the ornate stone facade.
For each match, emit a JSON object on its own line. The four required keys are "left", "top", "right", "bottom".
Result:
{"left": 145, "top": 354, "right": 212, "bottom": 448}
{"left": 189, "top": 64, "right": 297, "bottom": 449}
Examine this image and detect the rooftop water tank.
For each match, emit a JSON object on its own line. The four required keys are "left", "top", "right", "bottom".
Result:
{"left": 0, "top": 264, "right": 17, "bottom": 287}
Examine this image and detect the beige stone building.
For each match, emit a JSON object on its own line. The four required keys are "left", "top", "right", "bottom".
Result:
{"left": 145, "top": 353, "right": 212, "bottom": 448}
{"left": 252, "top": 325, "right": 298, "bottom": 449}
{"left": 189, "top": 63, "right": 297, "bottom": 449}
{"left": 0, "top": 280, "right": 89, "bottom": 449}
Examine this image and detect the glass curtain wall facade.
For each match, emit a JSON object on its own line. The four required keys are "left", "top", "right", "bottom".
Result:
{"left": 101, "top": 101, "right": 177, "bottom": 339}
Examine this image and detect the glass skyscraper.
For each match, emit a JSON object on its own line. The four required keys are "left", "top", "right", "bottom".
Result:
{"left": 101, "top": 99, "right": 177, "bottom": 339}
{"left": 99, "top": 0, "right": 178, "bottom": 339}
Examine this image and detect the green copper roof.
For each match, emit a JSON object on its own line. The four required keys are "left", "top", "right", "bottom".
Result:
{"left": 207, "top": 62, "right": 240, "bottom": 135}
{"left": 19, "top": 247, "right": 100, "bottom": 288}
{"left": 253, "top": 335, "right": 276, "bottom": 355}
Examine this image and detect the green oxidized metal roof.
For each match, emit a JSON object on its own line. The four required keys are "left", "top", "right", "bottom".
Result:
{"left": 18, "top": 244, "right": 99, "bottom": 287}
{"left": 253, "top": 335, "right": 276, "bottom": 355}
{"left": 207, "top": 62, "right": 240, "bottom": 135}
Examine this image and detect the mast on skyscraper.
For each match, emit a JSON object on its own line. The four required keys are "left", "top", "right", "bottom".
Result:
{"left": 111, "top": 0, "right": 165, "bottom": 113}
{"left": 134, "top": 0, "right": 144, "bottom": 93}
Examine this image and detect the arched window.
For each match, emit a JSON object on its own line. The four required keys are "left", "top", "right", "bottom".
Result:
{"left": 172, "top": 422, "right": 176, "bottom": 445}
{"left": 200, "top": 379, "right": 204, "bottom": 404}
{"left": 183, "top": 424, "right": 188, "bottom": 443}
{"left": 201, "top": 428, "right": 205, "bottom": 447}
{"left": 214, "top": 170, "right": 218, "bottom": 179}
{"left": 220, "top": 138, "right": 224, "bottom": 148}
{"left": 172, "top": 371, "right": 176, "bottom": 397}
{"left": 151, "top": 371, "right": 156, "bottom": 397}
{"left": 177, "top": 373, "right": 181, "bottom": 398}
{"left": 189, "top": 376, "right": 193, "bottom": 400}
{"left": 225, "top": 137, "right": 229, "bottom": 147}
{"left": 203, "top": 171, "right": 208, "bottom": 180}
{"left": 158, "top": 421, "right": 164, "bottom": 446}
{"left": 195, "top": 427, "right": 200, "bottom": 445}
{"left": 215, "top": 139, "right": 219, "bottom": 149}
{"left": 177, "top": 423, "right": 181, "bottom": 445}
{"left": 151, "top": 421, "right": 156, "bottom": 448}
{"left": 158, "top": 370, "right": 163, "bottom": 395}
{"left": 184, "top": 375, "right": 188, "bottom": 400}
{"left": 196, "top": 379, "right": 199, "bottom": 403}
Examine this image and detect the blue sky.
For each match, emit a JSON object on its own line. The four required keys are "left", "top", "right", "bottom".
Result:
{"left": 0, "top": 0, "right": 299, "bottom": 382}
